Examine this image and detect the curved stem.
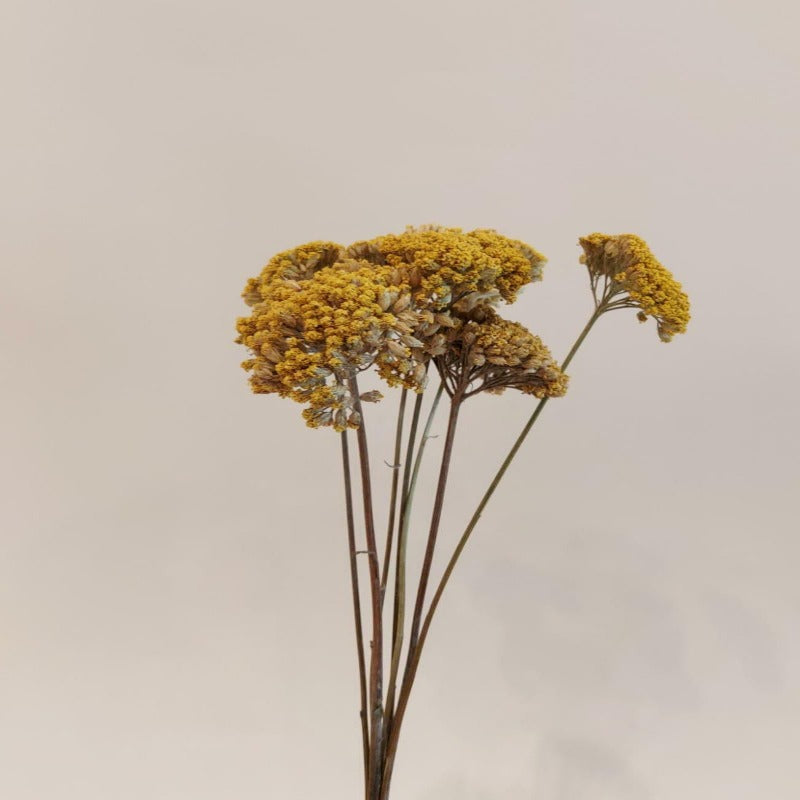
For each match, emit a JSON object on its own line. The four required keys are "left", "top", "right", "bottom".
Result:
{"left": 424, "top": 306, "right": 603, "bottom": 638}
{"left": 380, "top": 306, "right": 605, "bottom": 795}
{"left": 340, "top": 432, "right": 370, "bottom": 799}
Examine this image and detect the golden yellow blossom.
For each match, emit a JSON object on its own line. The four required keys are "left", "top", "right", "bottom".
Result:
{"left": 242, "top": 241, "right": 345, "bottom": 307}
{"left": 347, "top": 225, "right": 545, "bottom": 311}
{"left": 237, "top": 227, "right": 551, "bottom": 428}
{"left": 236, "top": 259, "right": 425, "bottom": 430}
{"left": 578, "top": 233, "right": 690, "bottom": 342}
{"left": 465, "top": 228, "right": 546, "bottom": 303}
{"left": 266, "top": 240, "right": 344, "bottom": 283}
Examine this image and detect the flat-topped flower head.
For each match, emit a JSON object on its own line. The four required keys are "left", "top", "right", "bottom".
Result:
{"left": 435, "top": 307, "right": 568, "bottom": 399}
{"left": 347, "top": 225, "right": 546, "bottom": 311}
{"left": 578, "top": 233, "right": 690, "bottom": 342}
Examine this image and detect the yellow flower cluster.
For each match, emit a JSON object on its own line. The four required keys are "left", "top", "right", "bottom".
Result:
{"left": 236, "top": 227, "right": 554, "bottom": 429}
{"left": 578, "top": 233, "right": 690, "bottom": 342}
{"left": 240, "top": 241, "right": 344, "bottom": 306}
{"left": 347, "top": 225, "right": 546, "bottom": 310}
{"left": 236, "top": 256, "right": 422, "bottom": 430}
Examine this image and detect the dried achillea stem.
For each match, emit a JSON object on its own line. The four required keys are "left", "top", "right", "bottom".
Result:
{"left": 377, "top": 306, "right": 603, "bottom": 796}
{"left": 384, "top": 381, "right": 444, "bottom": 734}
{"left": 236, "top": 226, "right": 690, "bottom": 800}
{"left": 379, "top": 388, "right": 407, "bottom": 607}
{"left": 338, "top": 431, "right": 370, "bottom": 795}
{"left": 347, "top": 373, "right": 386, "bottom": 799}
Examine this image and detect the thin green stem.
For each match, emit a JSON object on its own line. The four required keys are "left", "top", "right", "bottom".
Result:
{"left": 389, "top": 390, "right": 425, "bottom": 663}
{"left": 384, "top": 382, "right": 444, "bottom": 730}
{"left": 425, "top": 306, "right": 603, "bottom": 637}
{"left": 340, "top": 432, "right": 370, "bottom": 800}
{"left": 380, "top": 384, "right": 464, "bottom": 800}
{"left": 380, "top": 306, "right": 605, "bottom": 795}
{"left": 562, "top": 306, "right": 604, "bottom": 372}
{"left": 380, "top": 388, "right": 408, "bottom": 606}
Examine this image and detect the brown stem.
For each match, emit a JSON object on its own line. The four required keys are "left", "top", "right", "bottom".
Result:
{"left": 380, "top": 385, "right": 464, "bottom": 799}
{"left": 339, "top": 432, "right": 370, "bottom": 799}
{"left": 347, "top": 374, "right": 384, "bottom": 800}
{"left": 380, "top": 307, "right": 606, "bottom": 797}
{"left": 406, "top": 387, "right": 463, "bottom": 656}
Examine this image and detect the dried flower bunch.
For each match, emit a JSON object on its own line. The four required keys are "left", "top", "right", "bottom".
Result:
{"left": 235, "top": 226, "right": 690, "bottom": 800}
{"left": 236, "top": 226, "right": 561, "bottom": 430}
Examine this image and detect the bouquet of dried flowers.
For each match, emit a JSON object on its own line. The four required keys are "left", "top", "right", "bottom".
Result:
{"left": 235, "top": 226, "right": 690, "bottom": 799}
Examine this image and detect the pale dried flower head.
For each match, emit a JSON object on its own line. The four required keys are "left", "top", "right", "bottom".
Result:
{"left": 435, "top": 307, "right": 568, "bottom": 399}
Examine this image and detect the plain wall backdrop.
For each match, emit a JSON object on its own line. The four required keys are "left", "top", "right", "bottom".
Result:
{"left": 1, "top": 1, "right": 798, "bottom": 798}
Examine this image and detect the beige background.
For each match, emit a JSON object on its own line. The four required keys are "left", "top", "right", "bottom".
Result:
{"left": 2, "top": 1, "right": 798, "bottom": 798}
